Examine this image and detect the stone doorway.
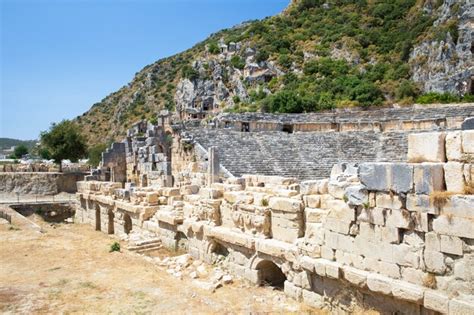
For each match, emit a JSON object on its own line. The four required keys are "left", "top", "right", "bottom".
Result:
{"left": 256, "top": 260, "right": 286, "bottom": 288}
{"left": 107, "top": 210, "right": 114, "bottom": 235}
{"left": 123, "top": 213, "right": 132, "bottom": 234}
{"left": 95, "top": 204, "right": 101, "bottom": 231}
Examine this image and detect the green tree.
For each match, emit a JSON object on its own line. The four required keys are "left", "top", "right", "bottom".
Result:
{"left": 40, "top": 120, "right": 88, "bottom": 171}
{"left": 88, "top": 143, "right": 107, "bottom": 167}
{"left": 13, "top": 145, "right": 28, "bottom": 159}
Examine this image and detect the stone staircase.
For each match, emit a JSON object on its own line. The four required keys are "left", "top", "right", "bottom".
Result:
{"left": 127, "top": 238, "right": 162, "bottom": 254}
{"left": 190, "top": 129, "right": 408, "bottom": 180}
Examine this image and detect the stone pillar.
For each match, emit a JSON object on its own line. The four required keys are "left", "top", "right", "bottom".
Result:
{"left": 208, "top": 147, "right": 220, "bottom": 187}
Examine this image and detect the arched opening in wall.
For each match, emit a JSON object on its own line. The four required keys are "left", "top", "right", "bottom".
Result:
{"left": 107, "top": 210, "right": 115, "bottom": 235}
{"left": 282, "top": 124, "right": 294, "bottom": 134}
{"left": 123, "top": 213, "right": 132, "bottom": 234}
{"left": 95, "top": 204, "right": 101, "bottom": 231}
{"left": 469, "top": 76, "right": 474, "bottom": 95}
{"left": 209, "top": 241, "right": 229, "bottom": 263}
{"left": 241, "top": 122, "right": 250, "bottom": 132}
{"left": 256, "top": 260, "right": 286, "bottom": 289}
{"left": 175, "top": 232, "right": 188, "bottom": 252}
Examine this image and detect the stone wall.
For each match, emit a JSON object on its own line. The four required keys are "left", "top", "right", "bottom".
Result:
{"left": 0, "top": 172, "right": 85, "bottom": 195}
{"left": 75, "top": 130, "right": 474, "bottom": 314}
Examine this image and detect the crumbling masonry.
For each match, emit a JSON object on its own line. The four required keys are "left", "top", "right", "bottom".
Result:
{"left": 75, "top": 104, "right": 474, "bottom": 314}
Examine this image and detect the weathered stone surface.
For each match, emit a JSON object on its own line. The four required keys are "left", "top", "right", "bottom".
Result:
{"left": 303, "top": 195, "right": 321, "bottom": 208}
{"left": 462, "top": 130, "right": 474, "bottom": 154}
{"left": 407, "top": 132, "right": 446, "bottom": 162}
{"left": 302, "top": 289, "right": 324, "bottom": 308}
{"left": 413, "top": 163, "right": 445, "bottom": 194}
{"left": 406, "top": 194, "right": 438, "bottom": 214}
{"left": 359, "top": 163, "right": 390, "bottom": 191}
{"left": 342, "top": 266, "right": 368, "bottom": 287}
{"left": 439, "top": 235, "right": 463, "bottom": 256}
{"left": 424, "top": 250, "right": 446, "bottom": 274}
{"left": 367, "top": 274, "right": 392, "bottom": 295}
{"left": 446, "top": 131, "right": 463, "bottom": 161}
{"left": 449, "top": 298, "right": 474, "bottom": 315}
{"left": 432, "top": 215, "right": 474, "bottom": 238}
{"left": 376, "top": 192, "right": 404, "bottom": 210}
{"left": 391, "top": 281, "right": 424, "bottom": 304}
{"left": 269, "top": 197, "right": 303, "bottom": 213}
{"left": 424, "top": 290, "right": 449, "bottom": 313}
{"left": 390, "top": 164, "right": 414, "bottom": 193}
{"left": 325, "top": 200, "right": 356, "bottom": 222}
{"left": 461, "top": 117, "right": 474, "bottom": 130}
{"left": 444, "top": 162, "right": 465, "bottom": 193}
{"left": 344, "top": 185, "right": 368, "bottom": 206}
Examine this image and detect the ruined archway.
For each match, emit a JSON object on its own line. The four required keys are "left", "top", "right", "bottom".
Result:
{"left": 95, "top": 204, "right": 101, "bottom": 231}
{"left": 256, "top": 260, "right": 286, "bottom": 288}
{"left": 107, "top": 209, "right": 115, "bottom": 235}
{"left": 175, "top": 232, "right": 188, "bottom": 252}
{"left": 123, "top": 213, "right": 132, "bottom": 234}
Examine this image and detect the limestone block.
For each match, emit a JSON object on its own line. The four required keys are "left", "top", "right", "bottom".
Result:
{"left": 407, "top": 132, "right": 446, "bottom": 163}
{"left": 424, "top": 290, "right": 449, "bottom": 314}
{"left": 424, "top": 250, "right": 446, "bottom": 274}
{"left": 344, "top": 185, "right": 368, "bottom": 206}
{"left": 442, "top": 195, "right": 474, "bottom": 218}
{"left": 376, "top": 261, "right": 401, "bottom": 279}
{"left": 269, "top": 197, "right": 303, "bottom": 213}
{"left": 325, "top": 199, "right": 356, "bottom": 222}
{"left": 162, "top": 187, "right": 180, "bottom": 197}
{"left": 272, "top": 218, "right": 303, "bottom": 243}
{"left": 391, "top": 281, "right": 424, "bottom": 304}
{"left": 342, "top": 266, "right": 368, "bottom": 288}
{"left": 284, "top": 281, "right": 302, "bottom": 301}
{"left": 412, "top": 212, "right": 429, "bottom": 232}
{"left": 357, "top": 207, "right": 385, "bottom": 226}
{"left": 199, "top": 188, "right": 223, "bottom": 199}
{"left": 255, "top": 239, "right": 296, "bottom": 261}
{"left": 440, "top": 235, "right": 463, "bottom": 256}
{"left": 391, "top": 244, "right": 420, "bottom": 268}
{"left": 432, "top": 215, "right": 474, "bottom": 238}
{"left": 446, "top": 131, "right": 463, "bottom": 161}
{"left": 367, "top": 274, "right": 393, "bottom": 295}
{"left": 406, "top": 194, "right": 438, "bottom": 214}
{"left": 328, "top": 180, "right": 349, "bottom": 200}
{"left": 320, "top": 246, "right": 334, "bottom": 261}
{"left": 322, "top": 260, "right": 341, "bottom": 279}
{"left": 304, "top": 208, "right": 327, "bottom": 223}
{"left": 299, "top": 256, "right": 316, "bottom": 272}
{"left": 444, "top": 162, "right": 465, "bottom": 193}
{"left": 299, "top": 180, "right": 319, "bottom": 195}
{"left": 325, "top": 217, "right": 351, "bottom": 234}
{"left": 385, "top": 209, "right": 412, "bottom": 229}
{"left": 390, "top": 164, "right": 414, "bottom": 194}
{"left": 359, "top": 163, "right": 390, "bottom": 191}
{"left": 304, "top": 222, "right": 325, "bottom": 245}
{"left": 425, "top": 232, "right": 441, "bottom": 252}
{"left": 414, "top": 163, "right": 445, "bottom": 194}
{"left": 375, "top": 192, "right": 404, "bottom": 210}
{"left": 302, "top": 289, "right": 324, "bottom": 309}
{"left": 377, "top": 226, "right": 400, "bottom": 244}
{"left": 401, "top": 267, "right": 426, "bottom": 286}
{"left": 463, "top": 164, "right": 474, "bottom": 188}
{"left": 223, "top": 191, "right": 253, "bottom": 204}
{"left": 274, "top": 189, "right": 299, "bottom": 198}
{"left": 449, "top": 298, "right": 474, "bottom": 315}
{"left": 462, "top": 130, "right": 474, "bottom": 154}
{"left": 303, "top": 195, "right": 321, "bottom": 208}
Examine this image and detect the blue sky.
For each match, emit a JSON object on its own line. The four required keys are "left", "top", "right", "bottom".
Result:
{"left": 1, "top": 0, "right": 288, "bottom": 140}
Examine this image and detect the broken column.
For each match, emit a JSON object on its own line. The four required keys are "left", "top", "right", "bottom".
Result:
{"left": 208, "top": 147, "right": 220, "bottom": 187}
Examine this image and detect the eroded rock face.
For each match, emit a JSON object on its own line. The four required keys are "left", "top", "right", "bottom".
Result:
{"left": 410, "top": 0, "right": 473, "bottom": 95}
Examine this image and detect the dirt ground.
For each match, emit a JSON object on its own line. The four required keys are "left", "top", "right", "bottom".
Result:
{"left": 0, "top": 217, "right": 324, "bottom": 314}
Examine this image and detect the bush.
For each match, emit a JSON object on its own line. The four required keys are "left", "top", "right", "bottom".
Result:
{"left": 109, "top": 242, "right": 121, "bottom": 252}
{"left": 208, "top": 42, "right": 220, "bottom": 54}
{"left": 13, "top": 145, "right": 28, "bottom": 159}
{"left": 416, "top": 92, "right": 460, "bottom": 104}
{"left": 255, "top": 49, "right": 269, "bottom": 63}
{"left": 88, "top": 143, "right": 107, "bottom": 167}
{"left": 230, "top": 56, "right": 245, "bottom": 70}
{"left": 181, "top": 64, "right": 199, "bottom": 81}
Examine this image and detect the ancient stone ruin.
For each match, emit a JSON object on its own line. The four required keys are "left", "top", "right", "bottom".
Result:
{"left": 75, "top": 103, "right": 474, "bottom": 314}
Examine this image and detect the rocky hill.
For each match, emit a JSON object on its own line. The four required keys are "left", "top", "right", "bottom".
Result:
{"left": 76, "top": 0, "right": 473, "bottom": 145}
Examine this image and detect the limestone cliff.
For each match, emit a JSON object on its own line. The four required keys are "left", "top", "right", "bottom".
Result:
{"left": 76, "top": 0, "right": 473, "bottom": 145}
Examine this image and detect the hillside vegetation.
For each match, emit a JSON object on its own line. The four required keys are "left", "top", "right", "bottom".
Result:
{"left": 76, "top": 0, "right": 473, "bottom": 144}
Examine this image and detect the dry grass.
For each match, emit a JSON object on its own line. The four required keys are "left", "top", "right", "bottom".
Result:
{"left": 422, "top": 273, "right": 437, "bottom": 289}
{"left": 464, "top": 185, "right": 474, "bottom": 195}
{"left": 429, "top": 191, "right": 455, "bottom": 209}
